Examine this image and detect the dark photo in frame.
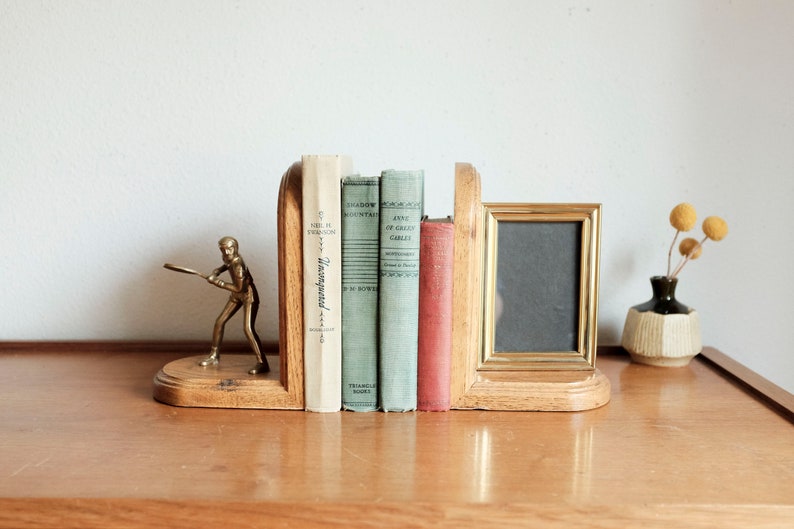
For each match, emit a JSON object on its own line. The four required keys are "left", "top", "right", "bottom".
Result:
{"left": 494, "top": 221, "right": 581, "bottom": 353}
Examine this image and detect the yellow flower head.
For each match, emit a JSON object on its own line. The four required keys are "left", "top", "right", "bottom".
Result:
{"left": 669, "top": 203, "right": 697, "bottom": 231}
{"left": 679, "top": 238, "right": 702, "bottom": 259}
{"left": 702, "top": 216, "right": 728, "bottom": 241}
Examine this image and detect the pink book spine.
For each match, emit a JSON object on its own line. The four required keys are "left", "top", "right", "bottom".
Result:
{"left": 417, "top": 218, "right": 454, "bottom": 411}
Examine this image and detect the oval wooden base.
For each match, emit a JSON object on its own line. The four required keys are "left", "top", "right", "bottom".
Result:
{"left": 153, "top": 354, "right": 301, "bottom": 409}
{"left": 453, "top": 368, "right": 611, "bottom": 411}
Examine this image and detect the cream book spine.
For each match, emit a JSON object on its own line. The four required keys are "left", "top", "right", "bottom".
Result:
{"left": 302, "top": 154, "right": 354, "bottom": 412}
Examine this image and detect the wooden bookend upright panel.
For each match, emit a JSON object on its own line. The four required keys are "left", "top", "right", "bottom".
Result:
{"left": 275, "top": 161, "right": 305, "bottom": 409}
{"left": 450, "top": 163, "right": 483, "bottom": 406}
{"left": 450, "top": 163, "right": 610, "bottom": 411}
{"left": 152, "top": 163, "right": 304, "bottom": 409}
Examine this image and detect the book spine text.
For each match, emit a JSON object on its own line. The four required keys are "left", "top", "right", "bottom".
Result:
{"left": 417, "top": 218, "right": 454, "bottom": 411}
{"left": 341, "top": 175, "right": 380, "bottom": 411}
{"left": 378, "top": 169, "right": 424, "bottom": 412}
{"left": 302, "top": 154, "right": 353, "bottom": 412}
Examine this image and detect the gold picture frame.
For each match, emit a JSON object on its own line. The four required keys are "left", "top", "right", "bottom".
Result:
{"left": 480, "top": 203, "right": 601, "bottom": 371}
{"left": 450, "top": 164, "right": 610, "bottom": 411}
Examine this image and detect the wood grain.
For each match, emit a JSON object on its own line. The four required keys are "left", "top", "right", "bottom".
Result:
{"left": 450, "top": 162, "right": 482, "bottom": 405}
{"left": 699, "top": 346, "right": 794, "bottom": 420}
{"left": 0, "top": 499, "right": 792, "bottom": 529}
{"left": 1, "top": 343, "right": 792, "bottom": 527}
{"left": 453, "top": 367, "right": 611, "bottom": 411}
{"left": 275, "top": 161, "right": 305, "bottom": 409}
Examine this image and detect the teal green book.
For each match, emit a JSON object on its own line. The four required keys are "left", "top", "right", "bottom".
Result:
{"left": 378, "top": 169, "right": 424, "bottom": 412}
{"left": 341, "top": 175, "right": 380, "bottom": 411}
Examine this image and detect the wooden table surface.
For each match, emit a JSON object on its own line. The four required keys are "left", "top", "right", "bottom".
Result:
{"left": 1, "top": 343, "right": 792, "bottom": 528}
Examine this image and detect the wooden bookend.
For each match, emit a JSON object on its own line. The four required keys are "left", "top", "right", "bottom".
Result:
{"left": 450, "top": 162, "right": 483, "bottom": 405}
{"left": 449, "top": 163, "right": 610, "bottom": 411}
{"left": 274, "top": 161, "right": 305, "bottom": 408}
{"left": 152, "top": 162, "right": 305, "bottom": 409}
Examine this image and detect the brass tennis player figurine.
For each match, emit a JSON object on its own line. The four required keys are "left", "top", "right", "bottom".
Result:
{"left": 164, "top": 236, "right": 269, "bottom": 375}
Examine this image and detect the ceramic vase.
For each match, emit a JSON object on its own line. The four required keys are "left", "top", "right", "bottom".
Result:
{"left": 621, "top": 276, "right": 702, "bottom": 367}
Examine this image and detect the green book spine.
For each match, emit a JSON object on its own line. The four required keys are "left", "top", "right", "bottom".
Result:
{"left": 378, "top": 169, "right": 424, "bottom": 412}
{"left": 341, "top": 175, "right": 380, "bottom": 411}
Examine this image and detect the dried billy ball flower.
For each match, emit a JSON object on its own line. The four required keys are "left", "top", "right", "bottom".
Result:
{"left": 679, "top": 238, "right": 702, "bottom": 259}
{"left": 702, "top": 216, "right": 729, "bottom": 241}
{"left": 669, "top": 203, "right": 697, "bottom": 231}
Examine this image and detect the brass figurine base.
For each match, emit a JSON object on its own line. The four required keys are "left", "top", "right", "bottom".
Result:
{"left": 153, "top": 354, "right": 299, "bottom": 409}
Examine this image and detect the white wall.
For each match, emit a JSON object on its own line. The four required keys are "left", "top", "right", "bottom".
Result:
{"left": 3, "top": 1, "right": 793, "bottom": 392}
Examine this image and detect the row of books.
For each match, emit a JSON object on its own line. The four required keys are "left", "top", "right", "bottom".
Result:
{"left": 301, "top": 155, "right": 454, "bottom": 413}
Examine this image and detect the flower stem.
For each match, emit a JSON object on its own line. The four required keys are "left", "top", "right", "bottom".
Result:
{"left": 670, "top": 236, "right": 707, "bottom": 279}
{"left": 667, "top": 230, "right": 680, "bottom": 277}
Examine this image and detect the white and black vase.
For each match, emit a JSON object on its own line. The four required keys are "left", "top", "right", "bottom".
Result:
{"left": 621, "top": 276, "right": 702, "bottom": 367}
